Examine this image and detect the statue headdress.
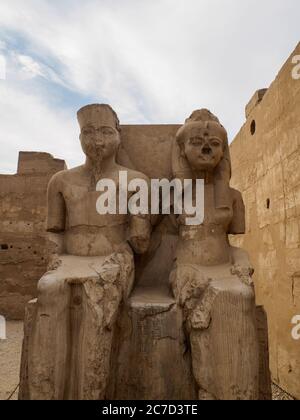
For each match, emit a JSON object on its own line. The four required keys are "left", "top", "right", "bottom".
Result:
{"left": 77, "top": 104, "right": 120, "bottom": 132}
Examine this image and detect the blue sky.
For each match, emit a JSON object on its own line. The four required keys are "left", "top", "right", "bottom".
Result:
{"left": 0, "top": 0, "right": 299, "bottom": 173}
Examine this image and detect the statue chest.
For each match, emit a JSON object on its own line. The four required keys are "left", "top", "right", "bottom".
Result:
{"left": 178, "top": 183, "right": 233, "bottom": 229}
{"left": 202, "top": 183, "right": 233, "bottom": 226}
{"left": 62, "top": 183, "right": 128, "bottom": 228}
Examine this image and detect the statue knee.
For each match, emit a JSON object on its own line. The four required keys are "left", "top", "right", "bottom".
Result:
{"left": 225, "top": 281, "right": 256, "bottom": 315}
{"left": 37, "top": 271, "right": 64, "bottom": 297}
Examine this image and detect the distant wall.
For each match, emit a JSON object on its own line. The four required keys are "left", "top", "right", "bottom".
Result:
{"left": 118, "top": 124, "right": 180, "bottom": 179}
{"left": 230, "top": 43, "right": 300, "bottom": 399}
{"left": 0, "top": 152, "right": 66, "bottom": 319}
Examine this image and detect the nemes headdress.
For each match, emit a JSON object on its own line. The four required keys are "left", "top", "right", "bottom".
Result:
{"left": 77, "top": 104, "right": 120, "bottom": 132}
{"left": 185, "top": 109, "right": 221, "bottom": 125}
{"left": 176, "top": 109, "right": 228, "bottom": 147}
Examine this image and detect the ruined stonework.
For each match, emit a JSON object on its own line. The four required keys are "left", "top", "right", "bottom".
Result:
{"left": 19, "top": 105, "right": 269, "bottom": 400}
{"left": 0, "top": 152, "right": 66, "bottom": 320}
{"left": 230, "top": 43, "right": 300, "bottom": 399}
{"left": 19, "top": 105, "right": 152, "bottom": 400}
{"left": 169, "top": 109, "right": 260, "bottom": 400}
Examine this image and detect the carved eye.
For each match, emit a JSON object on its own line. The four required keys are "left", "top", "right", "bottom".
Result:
{"left": 190, "top": 137, "right": 203, "bottom": 146}
{"left": 82, "top": 128, "right": 93, "bottom": 136}
{"left": 210, "top": 138, "right": 222, "bottom": 147}
{"left": 102, "top": 127, "right": 115, "bottom": 136}
{"left": 212, "top": 141, "right": 221, "bottom": 147}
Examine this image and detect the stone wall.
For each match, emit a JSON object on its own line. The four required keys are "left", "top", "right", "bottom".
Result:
{"left": 230, "top": 43, "right": 300, "bottom": 399}
{"left": 0, "top": 152, "right": 66, "bottom": 319}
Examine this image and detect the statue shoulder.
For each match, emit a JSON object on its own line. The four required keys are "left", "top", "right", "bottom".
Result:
{"left": 118, "top": 166, "right": 150, "bottom": 184}
{"left": 48, "top": 165, "right": 85, "bottom": 191}
{"left": 230, "top": 187, "right": 244, "bottom": 206}
{"left": 229, "top": 187, "right": 245, "bottom": 235}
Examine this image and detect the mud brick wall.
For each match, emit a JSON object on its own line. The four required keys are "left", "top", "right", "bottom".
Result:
{"left": 230, "top": 43, "right": 300, "bottom": 399}
{"left": 0, "top": 152, "right": 66, "bottom": 319}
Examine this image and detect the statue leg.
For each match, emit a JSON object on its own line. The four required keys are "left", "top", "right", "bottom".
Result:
{"left": 21, "top": 252, "right": 135, "bottom": 400}
{"left": 27, "top": 268, "right": 70, "bottom": 400}
{"left": 171, "top": 266, "right": 260, "bottom": 400}
{"left": 190, "top": 277, "right": 259, "bottom": 400}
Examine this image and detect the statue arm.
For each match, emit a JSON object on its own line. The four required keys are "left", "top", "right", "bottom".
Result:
{"left": 46, "top": 173, "right": 66, "bottom": 256}
{"left": 129, "top": 214, "right": 151, "bottom": 254}
{"left": 228, "top": 188, "right": 246, "bottom": 234}
{"left": 128, "top": 173, "right": 151, "bottom": 254}
{"left": 229, "top": 189, "right": 254, "bottom": 281}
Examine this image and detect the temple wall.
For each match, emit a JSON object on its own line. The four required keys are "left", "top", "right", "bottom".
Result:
{"left": 230, "top": 43, "right": 300, "bottom": 399}
{"left": 0, "top": 152, "right": 66, "bottom": 319}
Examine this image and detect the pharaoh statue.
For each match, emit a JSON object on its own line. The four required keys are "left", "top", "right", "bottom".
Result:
{"left": 19, "top": 104, "right": 151, "bottom": 400}
{"left": 170, "top": 109, "right": 260, "bottom": 400}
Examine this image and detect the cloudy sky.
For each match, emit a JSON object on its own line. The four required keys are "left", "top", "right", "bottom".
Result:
{"left": 0, "top": 0, "right": 299, "bottom": 173}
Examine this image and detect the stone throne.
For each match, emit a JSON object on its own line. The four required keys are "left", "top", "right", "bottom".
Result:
{"left": 108, "top": 125, "right": 197, "bottom": 399}
{"left": 19, "top": 121, "right": 271, "bottom": 400}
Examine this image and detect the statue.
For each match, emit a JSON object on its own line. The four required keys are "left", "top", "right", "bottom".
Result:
{"left": 19, "top": 106, "right": 265, "bottom": 401}
{"left": 170, "top": 109, "right": 260, "bottom": 400}
{"left": 19, "top": 104, "right": 151, "bottom": 400}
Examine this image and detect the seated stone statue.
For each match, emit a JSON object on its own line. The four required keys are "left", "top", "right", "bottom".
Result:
{"left": 170, "top": 109, "right": 260, "bottom": 400}
{"left": 19, "top": 104, "right": 151, "bottom": 400}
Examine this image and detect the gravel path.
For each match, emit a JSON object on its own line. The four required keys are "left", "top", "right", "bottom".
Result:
{"left": 272, "top": 384, "right": 295, "bottom": 401}
{"left": 0, "top": 321, "right": 296, "bottom": 400}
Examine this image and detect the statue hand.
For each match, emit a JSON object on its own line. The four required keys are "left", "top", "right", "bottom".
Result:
{"left": 231, "top": 264, "right": 254, "bottom": 286}
{"left": 130, "top": 235, "right": 150, "bottom": 254}
{"left": 230, "top": 246, "right": 254, "bottom": 286}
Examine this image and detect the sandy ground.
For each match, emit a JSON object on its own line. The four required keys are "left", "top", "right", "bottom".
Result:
{"left": 272, "top": 384, "right": 295, "bottom": 401}
{"left": 0, "top": 321, "right": 296, "bottom": 401}
{"left": 0, "top": 321, "right": 23, "bottom": 400}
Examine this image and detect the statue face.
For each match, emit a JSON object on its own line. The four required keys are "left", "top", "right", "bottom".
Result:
{"left": 80, "top": 122, "right": 120, "bottom": 162}
{"left": 182, "top": 123, "right": 225, "bottom": 172}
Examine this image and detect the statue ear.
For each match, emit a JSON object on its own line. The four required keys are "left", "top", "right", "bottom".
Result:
{"left": 116, "top": 141, "right": 121, "bottom": 155}
{"left": 179, "top": 146, "right": 186, "bottom": 158}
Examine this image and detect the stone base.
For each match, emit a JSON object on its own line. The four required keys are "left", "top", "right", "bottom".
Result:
{"left": 107, "top": 286, "right": 197, "bottom": 400}
{"left": 19, "top": 299, "right": 36, "bottom": 401}
{"left": 19, "top": 288, "right": 271, "bottom": 400}
{"left": 256, "top": 306, "right": 272, "bottom": 400}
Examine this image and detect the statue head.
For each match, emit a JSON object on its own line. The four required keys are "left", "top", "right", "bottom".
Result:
{"left": 173, "top": 109, "right": 232, "bottom": 209}
{"left": 176, "top": 109, "right": 227, "bottom": 172}
{"left": 77, "top": 104, "right": 121, "bottom": 164}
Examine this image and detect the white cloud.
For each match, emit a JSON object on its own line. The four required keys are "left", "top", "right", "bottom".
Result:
{"left": 0, "top": 0, "right": 299, "bottom": 172}
{"left": 0, "top": 40, "right": 6, "bottom": 51}
{"left": 0, "top": 82, "right": 81, "bottom": 173}
{"left": 0, "top": 55, "right": 6, "bottom": 80}
{"left": 10, "top": 53, "right": 66, "bottom": 86}
{"left": 15, "top": 54, "right": 44, "bottom": 79}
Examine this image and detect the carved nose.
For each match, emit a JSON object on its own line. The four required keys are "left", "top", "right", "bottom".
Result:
{"left": 202, "top": 146, "right": 211, "bottom": 155}
{"left": 95, "top": 136, "right": 104, "bottom": 145}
